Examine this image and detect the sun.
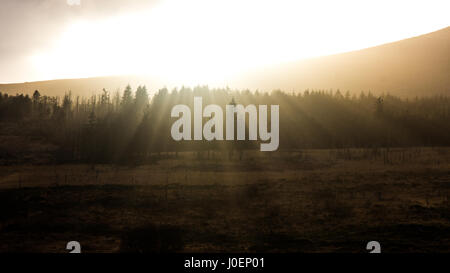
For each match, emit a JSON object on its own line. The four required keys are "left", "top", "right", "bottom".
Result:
{"left": 31, "top": 0, "right": 254, "bottom": 85}
{"left": 31, "top": 0, "right": 314, "bottom": 85}
{"left": 30, "top": 0, "right": 450, "bottom": 85}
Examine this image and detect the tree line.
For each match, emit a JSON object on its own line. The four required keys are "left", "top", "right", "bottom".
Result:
{"left": 0, "top": 86, "right": 449, "bottom": 163}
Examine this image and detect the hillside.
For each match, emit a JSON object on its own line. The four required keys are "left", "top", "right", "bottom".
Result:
{"left": 0, "top": 27, "right": 449, "bottom": 98}
{"left": 236, "top": 27, "right": 450, "bottom": 97}
{"left": 0, "top": 75, "right": 164, "bottom": 98}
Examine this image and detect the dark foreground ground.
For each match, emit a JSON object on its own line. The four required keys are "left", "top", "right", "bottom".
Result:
{"left": 0, "top": 148, "right": 449, "bottom": 252}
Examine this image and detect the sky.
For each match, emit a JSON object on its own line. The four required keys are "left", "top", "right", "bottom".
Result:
{"left": 0, "top": 0, "right": 449, "bottom": 84}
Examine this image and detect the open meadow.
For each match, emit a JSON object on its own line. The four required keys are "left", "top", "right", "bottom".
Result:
{"left": 0, "top": 148, "right": 449, "bottom": 252}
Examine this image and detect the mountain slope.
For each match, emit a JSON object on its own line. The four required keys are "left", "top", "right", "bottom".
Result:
{"left": 0, "top": 75, "right": 164, "bottom": 98}
{"left": 0, "top": 27, "right": 449, "bottom": 98}
{"left": 236, "top": 26, "right": 450, "bottom": 97}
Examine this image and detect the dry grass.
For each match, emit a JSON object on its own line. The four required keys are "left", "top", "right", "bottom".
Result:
{"left": 0, "top": 147, "right": 449, "bottom": 252}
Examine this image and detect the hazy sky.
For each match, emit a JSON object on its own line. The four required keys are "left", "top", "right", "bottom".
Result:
{"left": 0, "top": 0, "right": 449, "bottom": 84}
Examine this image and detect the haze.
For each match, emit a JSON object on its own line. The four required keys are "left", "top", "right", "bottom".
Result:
{"left": 1, "top": 0, "right": 449, "bottom": 85}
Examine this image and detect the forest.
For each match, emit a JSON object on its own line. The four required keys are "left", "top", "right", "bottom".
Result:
{"left": 1, "top": 86, "right": 450, "bottom": 253}
{"left": 1, "top": 85, "right": 449, "bottom": 165}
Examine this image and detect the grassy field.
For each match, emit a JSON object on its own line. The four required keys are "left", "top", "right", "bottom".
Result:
{"left": 0, "top": 148, "right": 449, "bottom": 252}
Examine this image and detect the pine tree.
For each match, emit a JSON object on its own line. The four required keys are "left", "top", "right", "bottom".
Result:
{"left": 122, "top": 84, "right": 133, "bottom": 106}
